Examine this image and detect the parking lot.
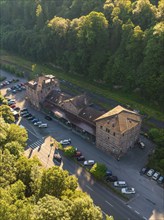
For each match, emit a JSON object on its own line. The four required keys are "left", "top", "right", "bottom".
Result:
{"left": 0, "top": 69, "right": 164, "bottom": 220}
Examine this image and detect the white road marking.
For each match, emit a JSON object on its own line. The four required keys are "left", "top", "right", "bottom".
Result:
{"left": 102, "top": 211, "right": 107, "bottom": 216}
{"left": 134, "top": 210, "right": 140, "bottom": 215}
{"left": 143, "top": 217, "right": 147, "bottom": 220}
{"left": 127, "top": 205, "right": 132, "bottom": 209}
{"left": 105, "top": 200, "right": 113, "bottom": 207}
{"left": 26, "top": 127, "right": 39, "bottom": 138}
{"left": 86, "top": 185, "right": 93, "bottom": 191}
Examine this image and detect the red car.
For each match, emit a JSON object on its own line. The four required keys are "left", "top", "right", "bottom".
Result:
{"left": 10, "top": 104, "right": 16, "bottom": 109}
{"left": 74, "top": 151, "right": 82, "bottom": 157}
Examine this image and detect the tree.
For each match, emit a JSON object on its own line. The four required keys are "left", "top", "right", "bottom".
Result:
{"left": 90, "top": 163, "right": 107, "bottom": 180}
{"left": 0, "top": 149, "right": 17, "bottom": 188}
{"left": 0, "top": 105, "right": 15, "bottom": 123}
{"left": 16, "top": 156, "right": 42, "bottom": 197}
{"left": 4, "top": 141, "right": 24, "bottom": 158}
{"left": 39, "top": 166, "right": 78, "bottom": 198}
{"left": 64, "top": 146, "right": 76, "bottom": 157}
{"left": 32, "top": 194, "right": 69, "bottom": 220}
{"left": 7, "top": 124, "right": 28, "bottom": 147}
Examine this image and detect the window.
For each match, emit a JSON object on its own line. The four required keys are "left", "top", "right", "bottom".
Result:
{"left": 112, "top": 123, "right": 115, "bottom": 127}
{"left": 113, "top": 132, "right": 115, "bottom": 136}
{"left": 100, "top": 126, "right": 103, "bottom": 129}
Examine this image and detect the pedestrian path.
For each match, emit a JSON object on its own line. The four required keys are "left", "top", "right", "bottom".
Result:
{"left": 28, "top": 137, "right": 45, "bottom": 149}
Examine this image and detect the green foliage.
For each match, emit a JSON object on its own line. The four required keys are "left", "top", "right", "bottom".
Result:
{"left": 39, "top": 166, "right": 78, "bottom": 198}
{"left": 90, "top": 163, "right": 107, "bottom": 180}
{"left": 0, "top": 105, "right": 15, "bottom": 123}
{"left": 148, "top": 128, "right": 164, "bottom": 146}
{"left": 32, "top": 195, "right": 69, "bottom": 220}
{"left": 0, "top": 106, "right": 103, "bottom": 219}
{"left": 147, "top": 128, "right": 164, "bottom": 175}
{"left": 64, "top": 146, "right": 76, "bottom": 157}
{"left": 0, "top": 75, "right": 6, "bottom": 82}
{"left": 0, "top": 0, "right": 163, "bottom": 109}
{"left": 0, "top": 149, "right": 17, "bottom": 187}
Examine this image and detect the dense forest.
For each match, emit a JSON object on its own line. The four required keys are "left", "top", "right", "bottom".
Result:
{"left": 0, "top": 0, "right": 164, "bottom": 109}
{"left": 0, "top": 94, "right": 106, "bottom": 220}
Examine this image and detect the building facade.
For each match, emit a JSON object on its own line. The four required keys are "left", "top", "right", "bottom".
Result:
{"left": 25, "top": 75, "right": 60, "bottom": 109}
{"left": 95, "top": 105, "right": 142, "bottom": 158}
{"left": 26, "top": 75, "right": 142, "bottom": 158}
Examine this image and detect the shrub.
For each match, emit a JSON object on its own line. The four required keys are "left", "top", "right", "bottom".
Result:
{"left": 64, "top": 146, "right": 76, "bottom": 157}
{"left": 90, "top": 163, "right": 107, "bottom": 180}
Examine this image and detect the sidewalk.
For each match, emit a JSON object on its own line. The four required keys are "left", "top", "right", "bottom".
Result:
{"left": 24, "top": 136, "right": 58, "bottom": 168}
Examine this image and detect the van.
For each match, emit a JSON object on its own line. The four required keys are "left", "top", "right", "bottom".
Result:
{"left": 114, "top": 181, "right": 127, "bottom": 187}
{"left": 38, "top": 123, "right": 48, "bottom": 128}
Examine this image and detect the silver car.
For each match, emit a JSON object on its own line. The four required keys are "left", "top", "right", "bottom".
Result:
{"left": 147, "top": 169, "right": 155, "bottom": 177}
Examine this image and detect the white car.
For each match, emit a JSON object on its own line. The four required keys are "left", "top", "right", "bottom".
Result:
{"left": 152, "top": 171, "right": 160, "bottom": 180}
{"left": 38, "top": 123, "right": 48, "bottom": 128}
{"left": 84, "top": 160, "right": 95, "bottom": 166}
{"left": 60, "top": 139, "right": 71, "bottom": 145}
{"left": 147, "top": 169, "right": 155, "bottom": 177}
{"left": 34, "top": 121, "right": 42, "bottom": 126}
{"left": 121, "top": 187, "right": 135, "bottom": 194}
{"left": 138, "top": 141, "right": 145, "bottom": 149}
{"left": 114, "top": 181, "right": 127, "bottom": 187}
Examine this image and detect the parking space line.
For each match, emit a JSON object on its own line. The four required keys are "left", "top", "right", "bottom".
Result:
{"left": 86, "top": 185, "right": 94, "bottom": 192}
{"left": 127, "top": 205, "right": 132, "bottom": 209}
{"left": 134, "top": 210, "right": 140, "bottom": 215}
{"left": 105, "top": 200, "right": 113, "bottom": 207}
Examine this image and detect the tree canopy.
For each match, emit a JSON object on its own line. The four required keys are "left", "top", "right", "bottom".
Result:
{"left": 0, "top": 0, "right": 163, "bottom": 108}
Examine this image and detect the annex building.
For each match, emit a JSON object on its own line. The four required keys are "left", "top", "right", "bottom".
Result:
{"left": 26, "top": 75, "right": 142, "bottom": 158}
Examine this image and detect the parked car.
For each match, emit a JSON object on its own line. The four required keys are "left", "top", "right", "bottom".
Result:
{"left": 32, "top": 118, "right": 39, "bottom": 123}
{"left": 60, "top": 139, "right": 71, "bottom": 145}
{"left": 20, "top": 110, "right": 28, "bottom": 116}
{"left": 11, "top": 89, "right": 17, "bottom": 94}
{"left": 138, "top": 141, "right": 145, "bottom": 149}
{"left": 147, "top": 169, "right": 155, "bottom": 177}
{"left": 152, "top": 172, "right": 160, "bottom": 181}
{"left": 84, "top": 160, "right": 95, "bottom": 166}
{"left": 121, "top": 187, "right": 135, "bottom": 194}
{"left": 22, "top": 113, "right": 31, "bottom": 118}
{"left": 106, "top": 176, "right": 118, "bottom": 182}
{"left": 105, "top": 170, "right": 112, "bottom": 176}
{"left": 10, "top": 104, "right": 16, "bottom": 109}
{"left": 45, "top": 115, "right": 52, "bottom": 121}
{"left": 34, "top": 121, "right": 42, "bottom": 126}
{"left": 13, "top": 107, "right": 20, "bottom": 112}
{"left": 77, "top": 156, "right": 85, "bottom": 161}
{"left": 8, "top": 101, "right": 16, "bottom": 105}
{"left": 114, "top": 181, "right": 127, "bottom": 187}
{"left": 74, "top": 151, "right": 82, "bottom": 157}
{"left": 21, "top": 108, "right": 28, "bottom": 112}
{"left": 140, "top": 167, "right": 149, "bottom": 175}
{"left": 157, "top": 176, "right": 164, "bottom": 184}
{"left": 38, "top": 123, "right": 48, "bottom": 128}
{"left": 53, "top": 154, "right": 62, "bottom": 162}
{"left": 27, "top": 116, "right": 35, "bottom": 120}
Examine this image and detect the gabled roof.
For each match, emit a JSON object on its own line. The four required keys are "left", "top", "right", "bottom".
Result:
{"left": 95, "top": 105, "right": 140, "bottom": 121}
{"left": 46, "top": 90, "right": 71, "bottom": 105}
{"left": 63, "top": 94, "right": 90, "bottom": 110}
{"left": 79, "top": 106, "right": 104, "bottom": 124}
{"left": 95, "top": 105, "right": 141, "bottom": 133}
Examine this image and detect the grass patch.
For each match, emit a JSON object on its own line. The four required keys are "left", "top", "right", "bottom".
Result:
{"left": 0, "top": 49, "right": 163, "bottom": 121}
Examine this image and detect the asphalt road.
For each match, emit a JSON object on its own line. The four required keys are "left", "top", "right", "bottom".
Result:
{"left": 1, "top": 69, "right": 164, "bottom": 220}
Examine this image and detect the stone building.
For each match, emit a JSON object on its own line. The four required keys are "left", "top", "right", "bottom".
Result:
{"left": 26, "top": 75, "right": 142, "bottom": 158}
{"left": 25, "top": 75, "right": 60, "bottom": 109}
{"left": 95, "top": 105, "right": 142, "bottom": 158}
